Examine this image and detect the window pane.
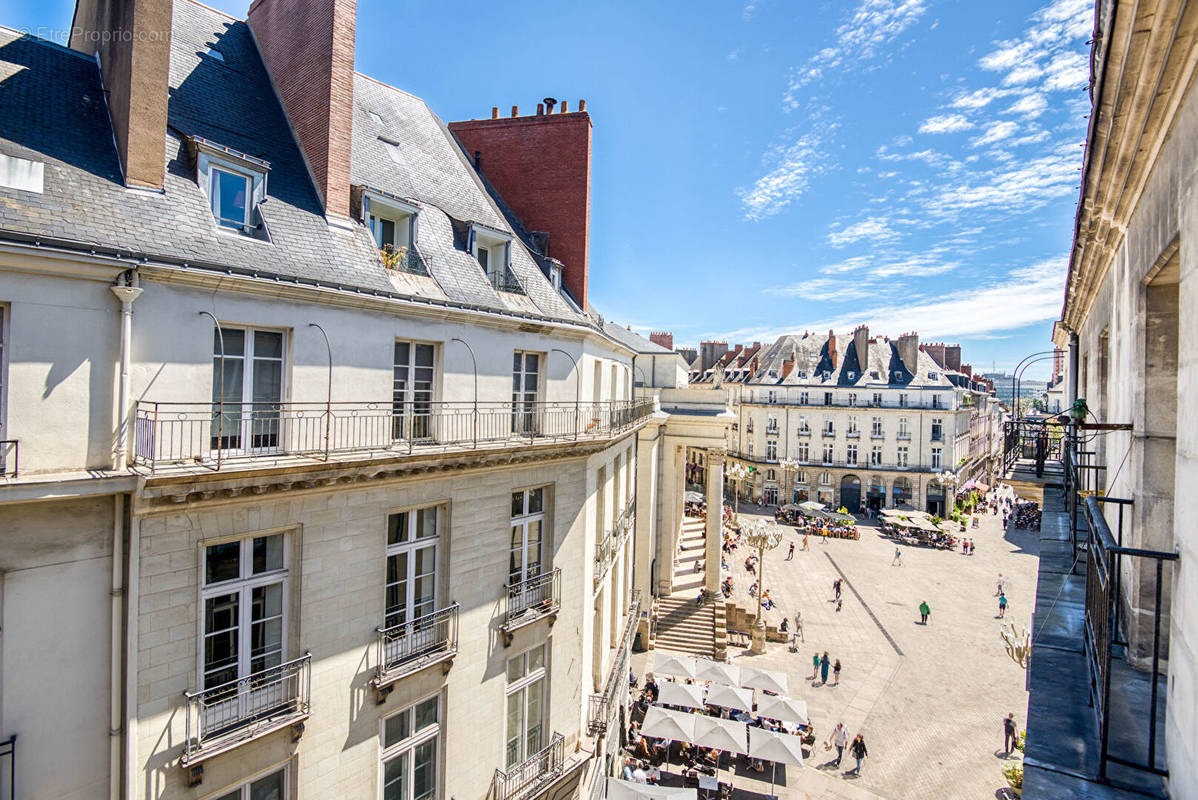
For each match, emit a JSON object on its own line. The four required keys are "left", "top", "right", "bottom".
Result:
{"left": 414, "top": 506, "right": 437, "bottom": 540}
{"left": 218, "top": 327, "right": 246, "bottom": 357}
{"left": 214, "top": 169, "right": 249, "bottom": 228}
{"left": 507, "top": 654, "right": 525, "bottom": 683}
{"left": 414, "top": 344, "right": 434, "bottom": 368}
{"left": 413, "top": 740, "right": 437, "bottom": 800}
{"left": 414, "top": 697, "right": 438, "bottom": 733}
{"left": 379, "top": 217, "right": 396, "bottom": 247}
{"left": 524, "top": 353, "right": 538, "bottom": 373}
{"left": 512, "top": 492, "right": 524, "bottom": 518}
{"left": 528, "top": 487, "right": 543, "bottom": 514}
{"left": 252, "top": 534, "right": 283, "bottom": 574}
{"left": 249, "top": 770, "right": 285, "bottom": 800}
{"left": 205, "top": 541, "right": 241, "bottom": 584}
{"left": 383, "top": 751, "right": 409, "bottom": 800}
{"left": 254, "top": 331, "right": 283, "bottom": 360}
{"left": 389, "top": 512, "right": 409, "bottom": 545}
{"left": 528, "top": 644, "right": 545, "bottom": 673}
{"left": 384, "top": 710, "right": 411, "bottom": 749}
{"left": 506, "top": 692, "right": 524, "bottom": 767}
{"left": 525, "top": 678, "right": 544, "bottom": 754}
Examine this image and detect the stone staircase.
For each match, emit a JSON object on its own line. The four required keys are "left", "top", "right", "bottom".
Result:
{"left": 652, "top": 516, "right": 722, "bottom": 659}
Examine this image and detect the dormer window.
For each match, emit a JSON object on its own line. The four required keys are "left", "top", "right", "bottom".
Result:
{"left": 929, "top": 371, "right": 938, "bottom": 380}
{"left": 469, "top": 223, "right": 517, "bottom": 292}
{"left": 190, "top": 136, "right": 269, "bottom": 238}
{"left": 358, "top": 188, "right": 425, "bottom": 274}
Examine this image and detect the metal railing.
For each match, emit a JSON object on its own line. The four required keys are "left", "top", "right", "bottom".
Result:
{"left": 0, "top": 735, "right": 13, "bottom": 800}
{"left": 379, "top": 245, "right": 430, "bottom": 276}
{"left": 594, "top": 504, "right": 635, "bottom": 590}
{"left": 183, "top": 653, "right": 311, "bottom": 760}
{"left": 494, "top": 732, "right": 567, "bottom": 800}
{"left": 1081, "top": 495, "right": 1177, "bottom": 781}
{"left": 588, "top": 591, "right": 641, "bottom": 736}
{"left": 503, "top": 569, "right": 561, "bottom": 630}
{"left": 1002, "top": 418, "right": 1065, "bottom": 477}
{"left": 0, "top": 440, "right": 16, "bottom": 477}
{"left": 375, "top": 604, "right": 458, "bottom": 684}
{"left": 133, "top": 399, "right": 652, "bottom": 471}
{"left": 488, "top": 269, "right": 526, "bottom": 295}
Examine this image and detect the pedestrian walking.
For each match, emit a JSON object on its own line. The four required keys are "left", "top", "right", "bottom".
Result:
{"left": 999, "top": 592, "right": 1008, "bottom": 618}
{"left": 801, "top": 532, "right": 810, "bottom": 551}
{"left": 1003, "top": 713, "right": 1019, "bottom": 756}
{"left": 820, "top": 652, "right": 830, "bottom": 684}
{"left": 812, "top": 652, "right": 821, "bottom": 681}
{"left": 832, "top": 659, "right": 842, "bottom": 686}
{"left": 826, "top": 722, "right": 847, "bottom": 765}
{"left": 995, "top": 574, "right": 1005, "bottom": 596}
{"left": 793, "top": 610, "right": 804, "bottom": 643}
{"left": 848, "top": 734, "right": 868, "bottom": 775}
{"left": 891, "top": 547, "right": 903, "bottom": 567}
{"left": 833, "top": 579, "right": 842, "bottom": 601}
{"left": 786, "top": 542, "right": 795, "bottom": 560}
{"left": 919, "top": 600, "right": 930, "bottom": 624}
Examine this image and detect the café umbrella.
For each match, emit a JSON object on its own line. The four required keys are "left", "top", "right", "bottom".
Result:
{"left": 740, "top": 665, "right": 789, "bottom": 695}
{"left": 653, "top": 653, "right": 698, "bottom": 680}
{"left": 703, "top": 683, "right": 754, "bottom": 713}
{"left": 755, "top": 693, "right": 809, "bottom": 726}
{"left": 693, "top": 659, "right": 740, "bottom": 686}
{"left": 747, "top": 725, "right": 806, "bottom": 799}
{"left": 692, "top": 715, "right": 748, "bottom": 789}
{"left": 606, "top": 778, "right": 697, "bottom": 800}
{"left": 657, "top": 680, "right": 706, "bottom": 711}
{"left": 640, "top": 706, "right": 697, "bottom": 780}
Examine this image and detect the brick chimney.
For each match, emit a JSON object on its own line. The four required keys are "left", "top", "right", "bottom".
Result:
{"left": 248, "top": 0, "right": 356, "bottom": 219}
{"left": 448, "top": 103, "right": 592, "bottom": 307}
{"left": 827, "top": 330, "right": 838, "bottom": 369}
{"left": 650, "top": 331, "right": 674, "bottom": 350}
{"left": 852, "top": 325, "right": 869, "bottom": 370}
{"left": 944, "top": 344, "right": 962, "bottom": 372}
{"left": 70, "top": 0, "right": 173, "bottom": 189}
{"left": 920, "top": 341, "right": 947, "bottom": 370}
{"left": 896, "top": 332, "right": 921, "bottom": 375}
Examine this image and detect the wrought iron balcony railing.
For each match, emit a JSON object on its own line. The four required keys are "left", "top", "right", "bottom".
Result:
{"left": 374, "top": 604, "right": 458, "bottom": 688}
{"left": 183, "top": 653, "right": 311, "bottom": 763}
{"left": 133, "top": 399, "right": 652, "bottom": 472}
{"left": 379, "top": 244, "right": 430, "bottom": 276}
{"left": 588, "top": 591, "right": 641, "bottom": 736}
{"left": 593, "top": 503, "right": 635, "bottom": 589}
{"left": 494, "top": 732, "right": 567, "bottom": 800}
{"left": 502, "top": 569, "right": 561, "bottom": 641}
{"left": 488, "top": 269, "right": 526, "bottom": 295}
{"left": 1001, "top": 418, "right": 1066, "bottom": 477}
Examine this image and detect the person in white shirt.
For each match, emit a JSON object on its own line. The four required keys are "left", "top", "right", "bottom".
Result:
{"left": 826, "top": 722, "right": 848, "bottom": 766}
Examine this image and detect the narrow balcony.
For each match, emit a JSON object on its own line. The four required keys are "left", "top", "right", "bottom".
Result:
{"left": 488, "top": 269, "right": 526, "bottom": 295}
{"left": 870, "top": 432, "right": 885, "bottom": 440}
{"left": 846, "top": 430, "right": 860, "bottom": 439}
{"left": 133, "top": 399, "right": 652, "bottom": 474}
{"left": 797, "top": 428, "right": 812, "bottom": 437}
{"left": 588, "top": 590, "right": 641, "bottom": 737}
{"left": 502, "top": 569, "right": 561, "bottom": 644}
{"left": 896, "top": 432, "right": 912, "bottom": 441}
{"left": 594, "top": 504, "right": 635, "bottom": 590}
{"left": 494, "top": 732, "right": 567, "bottom": 800}
{"left": 373, "top": 604, "right": 459, "bottom": 695}
{"left": 182, "top": 653, "right": 311, "bottom": 766}
{"left": 822, "top": 429, "right": 836, "bottom": 438}
{"left": 765, "top": 425, "right": 779, "bottom": 436}
{"left": 379, "top": 244, "right": 430, "bottom": 276}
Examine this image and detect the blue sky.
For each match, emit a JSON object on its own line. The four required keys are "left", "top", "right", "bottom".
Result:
{"left": 7, "top": 0, "right": 1092, "bottom": 377}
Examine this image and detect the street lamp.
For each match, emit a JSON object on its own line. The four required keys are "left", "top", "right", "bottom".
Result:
{"left": 743, "top": 518, "right": 784, "bottom": 654}
{"left": 937, "top": 469, "right": 960, "bottom": 518}
{"left": 726, "top": 461, "right": 751, "bottom": 521}
{"left": 780, "top": 457, "right": 799, "bottom": 505}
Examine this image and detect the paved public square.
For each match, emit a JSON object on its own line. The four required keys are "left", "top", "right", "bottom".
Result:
{"left": 635, "top": 500, "right": 1039, "bottom": 800}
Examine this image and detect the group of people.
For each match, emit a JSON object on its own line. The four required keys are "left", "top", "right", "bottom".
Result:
{"left": 1005, "top": 500, "right": 1042, "bottom": 530}
{"left": 811, "top": 650, "right": 843, "bottom": 686}
{"left": 961, "top": 538, "right": 978, "bottom": 555}
{"left": 824, "top": 722, "right": 869, "bottom": 775}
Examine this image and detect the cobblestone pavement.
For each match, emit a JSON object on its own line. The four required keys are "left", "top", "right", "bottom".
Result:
{"left": 635, "top": 501, "right": 1039, "bottom": 800}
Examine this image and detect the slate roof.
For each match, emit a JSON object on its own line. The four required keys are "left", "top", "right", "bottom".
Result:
{"left": 745, "top": 333, "right": 955, "bottom": 389}
{"left": 600, "top": 322, "right": 673, "bottom": 355}
{"left": 0, "top": 2, "right": 594, "bottom": 329}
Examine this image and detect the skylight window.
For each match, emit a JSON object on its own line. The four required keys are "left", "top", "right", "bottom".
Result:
{"left": 188, "top": 136, "right": 269, "bottom": 237}
{"left": 205, "top": 47, "right": 225, "bottom": 62}
{"left": 368, "top": 111, "right": 384, "bottom": 124}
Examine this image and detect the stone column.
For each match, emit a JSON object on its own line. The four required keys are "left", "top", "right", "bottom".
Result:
{"left": 705, "top": 450, "right": 726, "bottom": 598}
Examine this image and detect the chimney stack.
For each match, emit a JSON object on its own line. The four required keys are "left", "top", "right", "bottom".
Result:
{"left": 896, "top": 332, "right": 921, "bottom": 376}
{"left": 649, "top": 331, "right": 674, "bottom": 350}
{"left": 249, "top": 0, "right": 356, "bottom": 218}
{"left": 827, "top": 330, "right": 838, "bottom": 369}
{"left": 852, "top": 326, "right": 869, "bottom": 371}
{"left": 70, "top": 0, "right": 173, "bottom": 189}
{"left": 492, "top": 107, "right": 500, "bottom": 119}
{"left": 448, "top": 100, "right": 593, "bottom": 307}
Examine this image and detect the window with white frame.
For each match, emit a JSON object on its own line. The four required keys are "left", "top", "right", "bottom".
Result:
{"left": 847, "top": 392, "right": 857, "bottom": 406}
{"left": 872, "top": 392, "right": 882, "bottom": 406}
{"left": 823, "top": 392, "right": 832, "bottom": 406}
{"left": 799, "top": 391, "right": 809, "bottom": 405}
{"left": 847, "top": 444, "right": 858, "bottom": 464}
{"left": 202, "top": 532, "right": 289, "bottom": 689}
{"left": 931, "top": 447, "right": 942, "bottom": 470}
{"left": 767, "top": 390, "right": 776, "bottom": 404}
{"left": 505, "top": 644, "right": 547, "bottom": 768}
{"left": 823, "top": 419, "right": 834, "bottom": 435}
{"left": 822, "top": 443, "right": 833, "bottom": 464}
{"left": 847, "top": 416, "right": 858, "bottom": 435}
{"left": 899, "top": 393, "right": 909, "bottom": 408}
{"left": 871, "top": 417, "right": 883, "bottom": 437}
{"left": 509, "top": 487, "right": 546, "bottom": 586}
{"left": 211, "top": 767, "right": 286, "bottom": 800}
{"left": 765, "top": 468, "right": 776, "bottom": 481}
{"left": 385, "top": 506, "right": 441, "bottom": 629}
{"left": 798, "top": 415, "right": 810, "bottom": 434}
{"left": 794, "top": 470, "right": 806, "bottom": 484}
{"left": 898, "top": 417, "right": 910, "bottom": 437}
{"left": 820, "top": 471, "right": 831, "bottom": 485}
{"left": 393, "top": 341, "right": 436, "bottom": 441}
{"left": 766, "top": 415, "right": 778, "bottom": 433}
{"left": 381, "top": 694, "right": 440, "bottom": 800}
{"left": 471, "top": 224, "right": 512, "bottom": 281}
{"left": 748, "top": 442, "right": 754, "bottom": 458}
{"left": 211, "top": 327, "right": 285, "bottom": 451}
{"left": 897, "top": 446, "right": 909, "bottom": 467}
{"left": 932, "top": 394, "right": 943, "bottom": 409}
{"left": 931, "top": 417, "right": 944, "bottom": 441}
{"left": 797, "top": 442, "right": 809, "bottom": 462}
{"left": 512, "top": 351, "right": 542, "bottom": 434}
{"left": 365, "top": 193, "right": 418, "bottom": 251}
{"left": 871, "top": 445, "right": 882, "bottom": 466}
{"left": 766, "top": 440, "right": 777, "bottom": 461}
{"left": 193, "top": 138, "right": 268, "bottom": 235}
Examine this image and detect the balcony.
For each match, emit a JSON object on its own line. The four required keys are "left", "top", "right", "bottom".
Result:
{"left": 846, "top": 430, "right": 860, "bottom": 439}
{"left": 797, "top": 428, "right": 812, "bottom": 437}
{"left": 494, "top": 732, "right": 567, "bottom": 800}
{"left": 870, "top": 432, "right": 884, "bottom": 440}
{"left": 502, "top": 569, "right": 561, "bottom": 644}
{"left": 822, "top": 429, "right": 836, "bottom": 438}
{"left": 765, "top": 426, "right": 779, "bottom": 436}
{"left": 379, "top": 244, "right": 429, "bottom": 276}
{"left": 182, "top": 653, "right": 311, "bottom": 765}
{"left": 133, "top": 399, "right": 653, "bottom": 474}
{"left": 488, "top": 269, "right": 526, "bottom": 295}
{"left": 594, "top": 504, "right": 635, "bottom": 590}
{"left": 373, "top": 604, "right": 459, "bottom": 694}
{"left": 588, "top": 590, "right": 642, "bottom": 737}
{"left": 896, "top": 432, "right": 912, "bottom": 441}
{"left": 0, "top": 439, "right": 16, "bottom": 477}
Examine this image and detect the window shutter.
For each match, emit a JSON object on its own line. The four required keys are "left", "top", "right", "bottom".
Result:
{"left": 466, "top": 226, "right": 476, "bottom": 256}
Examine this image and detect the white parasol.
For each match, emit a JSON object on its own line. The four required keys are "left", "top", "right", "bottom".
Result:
{"left": 656, "top": 680, "right": 706, "bottom": 711}
{"left": 740, "top": 665, "right": 789, "bottom": 695}
{"left": 748, "top": 725, "right": 806, "bottom": 799}
{"left": 693, "top": 659, "right": 740, "bottom": 685}
{"left": 755, "top": 693, "right": 809, "bottom": 726}
{"left": 606, "top": 778, "right": 697, "bottom": 800}
{"left": 693, "top": 715, "right": 748, "bottom": 790}
{"left": 703, "top": 683, "right": 754, "bottom": 713}
{"left": 653, "top": 653, "right": 698, "bottom": 680}
{"left": 640, "top": 706, "right": 697, "bottom": 743}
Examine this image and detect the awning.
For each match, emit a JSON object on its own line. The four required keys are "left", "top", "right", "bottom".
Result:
{"left": 755, "top": 693, "right": 809, "bottom": 726}
{"left": 693, "top": 659, "right": 740, "bottom": 685}
{"left": 740, "top": 666, "right": 789, "bottom": 695}
{"left": 684, "top": 491, "right": 705, "bottom": 504}
{"left": 653, "top": 653, "right": 697, "bottom": 680}
{"left": 703, "top": 683, "right": 754, "bottom": 712}
{"left": 607, "top": 779, "right": 697, "bottom": 800}
{"left": 747, "top": 726, "right": 806, "bottom": 767}
{"left": 657, "top": 681, "right": 705, "bottom": 710}
{"left": 799, "top": 501, "right": 825, "bottom": 512}
{"left": 641, "top": 706, "right": 697, "bottom": 743}
{"left": 692, "top": 715, "right": 749, "bottom": 755}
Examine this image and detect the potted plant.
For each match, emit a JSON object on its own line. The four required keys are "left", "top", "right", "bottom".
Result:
{"left": 1069, "top": 397, "right": 1089, "bottom": 423}
{"left": 1003, "top": 762, "right": 1023, "bottom": 797}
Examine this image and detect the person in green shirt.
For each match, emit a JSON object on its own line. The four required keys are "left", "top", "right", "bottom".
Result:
{"left": 812, "top": 652, "right": 820, "bottom": 680}
{"left": 919, "top": 600, "right": 930, "bottom": 624}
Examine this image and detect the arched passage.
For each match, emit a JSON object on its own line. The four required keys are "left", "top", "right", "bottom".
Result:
{"left": 840, "top": 474, "right": 862, "bottom": 513}
{"left": 867, "top": 475, "right": 886, "bottom": 511}
{"left": 891, "top": 476, "right": 913, "bottom": 507}
{"left": 926, "top": 480, "right": 947, "bottom": 516}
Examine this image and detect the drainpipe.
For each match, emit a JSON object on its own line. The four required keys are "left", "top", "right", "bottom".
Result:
{"left": 1067, "top": 330, "right": 1080, "bottom": 406}
{"left": 110, "top": 273, "right": 143, "bottom": 470}
{"left": 123, "top": 492, "right": 143, "bottom": 800}
{"left": 109, "top": 494, "right": 125, "bottom": 800}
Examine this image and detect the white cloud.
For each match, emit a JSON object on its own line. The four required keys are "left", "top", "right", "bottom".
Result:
{"left": 1004, "top": 93, "right": 1048, "bottom": 118}
{"left": 919, "top": 113, "right": 974, "bottom": 134}
{"left": 783, "top": 0, "right": 929, "bottom": 108}
{"left": 827, "top": 216, "right": 896, "bottom": 247}
{"left": 769, "top": 278, "right": 878, "bottom": 302}
{"left": 739, "top": 132, "right": 830, "bottom": 220}
{"left": 1041, "top": 51, "right": 1088, "bottom": 91}
{"left": 950, "top": 87, "right": 1008, "bottom": 109}
{"left": 922, "top": 146, "right": 1079, "bottom": 216}
{"left": 971, "top": 120, "right": 1019, "bottom": 148}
